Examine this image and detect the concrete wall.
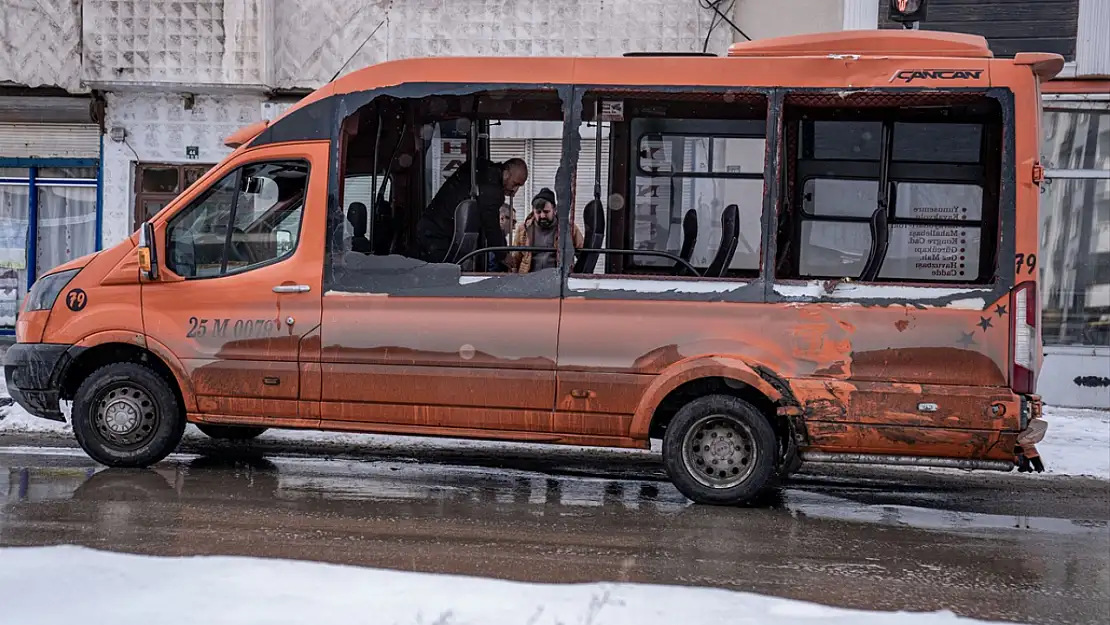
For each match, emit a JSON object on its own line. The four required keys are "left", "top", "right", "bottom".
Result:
{"left": 4, "top": 0, "right": 739, "bottom": 93}
{"left": 1041, "top": 347, "right": 1110, "bottom": 409}
{"left": 732, "top": 0, "right": 844, "bottom": 40}
{"left": 81, "top": 0, "right": 270, "bottom": 88}
{"left": 0, "top": 0, "right": 84, "bottom": 91}
{"left": 273, "top": 0, "right": 732, "bottom": 89}
{"left": 100, "top": 93, "right": 265, "bottom": 246}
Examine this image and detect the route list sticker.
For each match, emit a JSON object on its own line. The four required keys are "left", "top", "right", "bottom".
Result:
{"left": 881, "top": 225, "right": 980, "bottom": 281}
{"left": 880, "top": 182, "right": 982, "bottom": 281}
{"left": 894, "top": 182, "right": 983, "bottom": 221}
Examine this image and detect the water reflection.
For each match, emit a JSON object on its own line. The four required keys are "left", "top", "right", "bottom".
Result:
{"left": 1, "top": 449, "right": 1107, "bottom": 625}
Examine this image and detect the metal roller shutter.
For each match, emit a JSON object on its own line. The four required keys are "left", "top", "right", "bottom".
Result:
{"left": 0, "top": 123, "right": 100, "bottom": 158}
{"left": 526, "top": 139, "right": 563, "bottom": 223}
{"left": 574, "top": 138, "right": 610, "bottom": 227}
{"left": 527, "top": 138, "right": 611, "bottom": 273}
{"left": 490, "top": 139, "right": 527, "bottom": 165}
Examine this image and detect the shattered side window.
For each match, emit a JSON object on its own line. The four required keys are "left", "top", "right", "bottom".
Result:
{"left": 326, "top": 89, "right": 571, "bottom": 296}
{"left": 567, "top": 91, "right": 770, "bottom": 282}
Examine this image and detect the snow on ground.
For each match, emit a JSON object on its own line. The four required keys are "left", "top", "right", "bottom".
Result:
{"left": 3, "top": 375, "right": 1107, "bottom": 480}
{"left": 1031, "top": 407, "right": 1110, "bottom": 480}
{"left": 0, "top": 545, "right": 1019, "bottom": 625}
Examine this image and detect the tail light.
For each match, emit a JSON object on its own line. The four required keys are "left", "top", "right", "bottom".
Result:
{"left": 1011, "top": 281, "right": 1038, "bottom": 394}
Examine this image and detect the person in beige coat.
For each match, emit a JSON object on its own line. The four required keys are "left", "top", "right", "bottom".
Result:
{"left": 507, "top": 187, "right": 584, "bottom": 274}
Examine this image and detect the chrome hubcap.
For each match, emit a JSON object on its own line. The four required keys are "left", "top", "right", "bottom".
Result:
{"left": 94, "top": 385, "right": 158, "bottom": 448}
{"left": 681, "top": 415, "right": 758, "bottom": 489}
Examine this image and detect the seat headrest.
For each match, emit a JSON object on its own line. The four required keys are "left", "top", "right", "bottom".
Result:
{"left": 347, "top": 202, "right": 368, "bottom": 235}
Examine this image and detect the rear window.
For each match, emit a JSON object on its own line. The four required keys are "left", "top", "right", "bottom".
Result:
{"left": 779, "top": 101, "right": 1001, "bottom": 285}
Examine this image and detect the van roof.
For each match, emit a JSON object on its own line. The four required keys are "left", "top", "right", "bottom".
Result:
{"left": 725, "top": 29, "right": 993, "bottom": 58}
{"left": 232, "top": 30, "right": 1059, "bottom": 148}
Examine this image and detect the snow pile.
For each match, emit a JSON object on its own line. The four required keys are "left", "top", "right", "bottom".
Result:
{"left": 0, "top": 545, "right": 1018, "bottom": 625}
{"left": 1035, "top": 406, "right": 1110, "bottom": 480}
{"left": 0, "top": 375, "right": 71, "bottom": 434}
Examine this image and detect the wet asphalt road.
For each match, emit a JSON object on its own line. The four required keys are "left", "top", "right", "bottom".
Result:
{"left": 1, "top": 433, "right": 1108, "bottom": 625}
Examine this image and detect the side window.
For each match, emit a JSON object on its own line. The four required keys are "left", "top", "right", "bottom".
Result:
{"left": 778, "top": 100, "right": 1000, "bottom": 285}
{"left": 570, "top": 93, "right": 769, "bottom": 282}
{"left": 166, "top": 160, "right": 309, "bottom": 278}
{"left": 328, "top": 88, "right": 570, "bottom": 295}
{"left": 631, "top": 130, "right": 765, "bottom": 274}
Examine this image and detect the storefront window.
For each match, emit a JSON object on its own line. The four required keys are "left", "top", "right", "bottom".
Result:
{"left": 35, "top": 185, "right": 97, "bottom": 279}
{"left": 0, "top": 183, "right": 30, "bottom": 326}
{"left": 0, "top": 165, "right": 99, "bottom": 328}
{"left": 1040, "top": 104, "right": 1110, "bottom": 347}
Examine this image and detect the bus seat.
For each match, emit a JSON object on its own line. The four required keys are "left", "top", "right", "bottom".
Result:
{"left": 445, "top": 198, "right": 481, "bottom": 266}
{"left": 346, "top": 202, "right": 372, "bottom": 254}
{"left": 673, "top": 208, "right": 698, "bottom": 276}
{"left": 860, "top": 206, "right": 889, "bottom": 281}
{"left": 574, "top": 199, "right": 606, "bottom": 273}
{"left": 705, "top": 204, "right": 740, "bottom": 278}
{"left": 371, "top": 198, "right": 394, "bottom": 255}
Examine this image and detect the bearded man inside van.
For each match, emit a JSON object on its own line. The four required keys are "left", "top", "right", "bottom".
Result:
{"left": 507, "top": 187, "right": 583, "bottom": 274}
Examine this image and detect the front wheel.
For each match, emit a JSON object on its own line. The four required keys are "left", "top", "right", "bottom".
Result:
{"left": 662, "top": 394, "right": 777, "bottom": 506}
{"left": 196, "top": 424, "right": 268, "bottom": 440}
{"left": 71, "top": 362, "right": 186, "bottom": 468}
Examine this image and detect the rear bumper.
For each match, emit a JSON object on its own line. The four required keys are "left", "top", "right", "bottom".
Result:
{"left": 3, "top": 343, "right": 75, "bottom": 422}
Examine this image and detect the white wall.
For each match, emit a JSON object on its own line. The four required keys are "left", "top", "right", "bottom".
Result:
{"left": 732, "top": 0, "right": 845, "bottom": 40}
{"left": 72, "top": 0, "right": 738, "bottom": 92}
{"left": 100, "top": 93, "right": 265, "bottom": 246}
{"left": 81, "top": 0, "right": 269, "bottom": 88}
{"left": 1040, "top": 347, "right": 1110, "bottom": 409}
{"left": 274, "top": 0, "right": 733, "bottom": 89}
{"left": 0, "top": 0, "right": 84, "bottom": 91}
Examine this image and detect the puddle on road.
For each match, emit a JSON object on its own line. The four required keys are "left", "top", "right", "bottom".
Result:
{"left": 3, "top": 446, "right": 1107, "bottom": 537}
{"left": 783, "top": 490, "right": 1109, "bottom": 536}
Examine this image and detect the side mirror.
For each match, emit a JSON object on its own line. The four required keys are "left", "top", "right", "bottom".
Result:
{"left": 241, "top": 175, "right": 265, "bottom": 194}
{"left": 138, "top": 221, "right": 160, "bottom": 280}
{"left": 275, "top": 229, "right": 293, "bottom": 255}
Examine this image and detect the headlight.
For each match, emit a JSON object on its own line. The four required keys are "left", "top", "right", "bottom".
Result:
{"left": 24, "top": 269, "right": 80, "bottom": 312}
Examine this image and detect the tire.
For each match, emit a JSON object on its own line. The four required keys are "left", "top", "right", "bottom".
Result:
{"left": 196, "top": 424, "right": 268, "bottom": 440}
{"left": 71, "top": 362, "right": 186, "bottom": 468}
{"left": 662, "top": 394, "right": 778, "bottom": 506}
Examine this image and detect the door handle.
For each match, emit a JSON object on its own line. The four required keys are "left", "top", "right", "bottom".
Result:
{"left": 273, "top": 284, "right": 310, "bottom": 293}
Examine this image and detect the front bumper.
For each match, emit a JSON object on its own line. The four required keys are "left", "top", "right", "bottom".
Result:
{"left": 3, "top": 343, "right": 73, "bottom": 422}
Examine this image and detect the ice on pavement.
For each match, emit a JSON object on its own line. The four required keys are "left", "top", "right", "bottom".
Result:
{"left": 0, "top": 545, "right": 1020, "bottom": 625}
{"left": 3, "top": 376, "right": 1108, "bottom": 480}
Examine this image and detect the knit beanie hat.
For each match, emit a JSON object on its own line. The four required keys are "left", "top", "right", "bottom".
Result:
{"left": 531, "top": 187, "right": 556, "bottom": 209}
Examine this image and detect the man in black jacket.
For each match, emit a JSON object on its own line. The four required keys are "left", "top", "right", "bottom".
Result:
{"left": 416, "top": 157, "right": 529, "bottom": 270}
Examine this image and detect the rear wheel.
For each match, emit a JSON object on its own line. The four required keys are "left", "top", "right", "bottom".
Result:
{"left": 71, "top": 362, "right": 185, "bottom": 468}
{"left": 662, "top": 394, "right": 777, "bottom": 506}
{"left": 196, "top": 424, "right": 268, "bottom": 440}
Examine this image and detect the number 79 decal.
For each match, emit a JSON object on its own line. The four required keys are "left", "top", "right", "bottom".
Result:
{"left": 1015, "top": 253, "right": 1037, "bottom": 275}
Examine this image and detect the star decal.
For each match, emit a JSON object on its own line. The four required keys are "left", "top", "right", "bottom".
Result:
{"left": 994, "top": 304, "right": 1007, "bottom": 317}
{"left": 956, "top": 331, "right": 977, "bottom": 348}
{"left": 978, "top": 316, "right": 994, "bottom": 331}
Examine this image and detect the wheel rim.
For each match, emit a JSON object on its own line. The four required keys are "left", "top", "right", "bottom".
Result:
{"left": 680, "top": 414, "right": 759, "bottom": 489}
{"left": 92, "top": 383, "right": 159, "bottom": 450}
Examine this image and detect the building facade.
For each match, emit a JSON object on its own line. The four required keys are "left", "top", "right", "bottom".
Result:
{"left": 0, "top": 0, "right": 1106, "bottom": 406}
